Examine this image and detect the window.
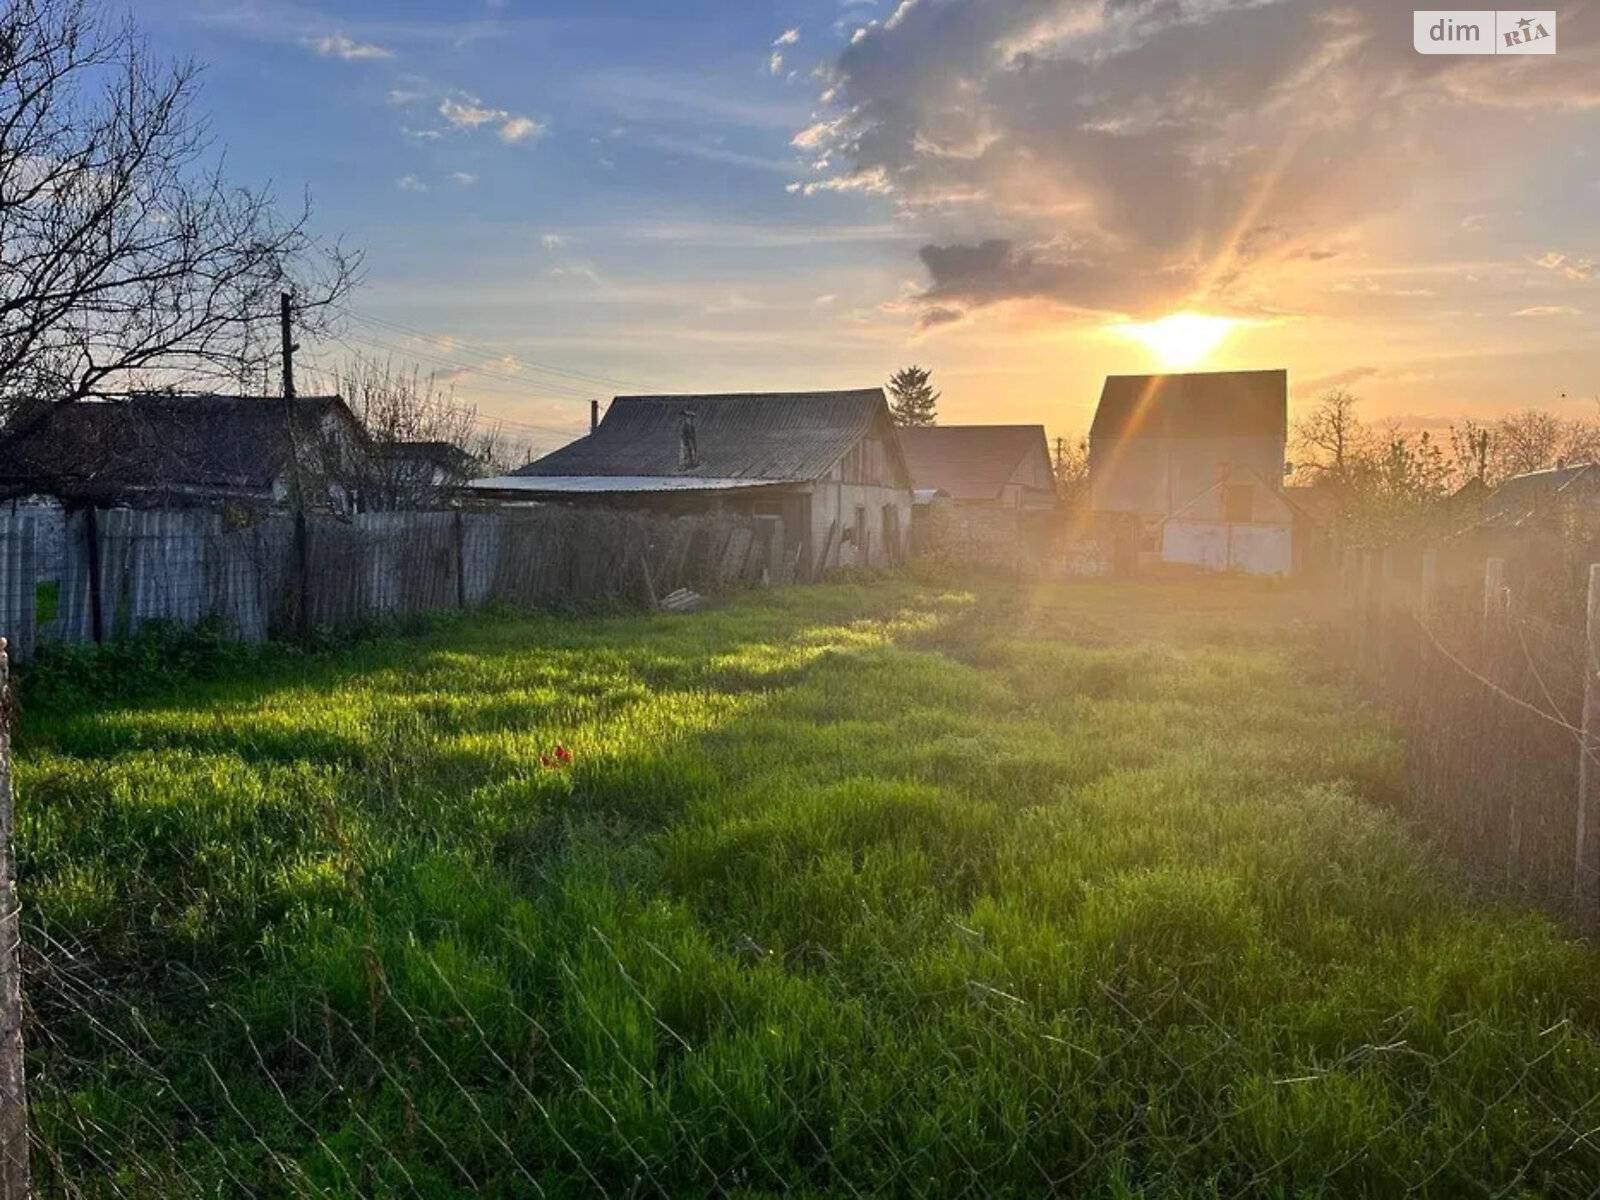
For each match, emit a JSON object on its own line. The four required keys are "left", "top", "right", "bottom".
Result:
{"left": 1224, "top": 484, "right": 1254, "bottom": 524}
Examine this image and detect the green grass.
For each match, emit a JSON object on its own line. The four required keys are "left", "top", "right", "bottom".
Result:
{"left": 16, "top": 580, "right": 1600, "bottom": 1197}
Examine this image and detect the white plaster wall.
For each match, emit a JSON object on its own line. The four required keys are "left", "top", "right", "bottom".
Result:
{"left": 1162, "top": 520, "right": 1292, "bottom": 575}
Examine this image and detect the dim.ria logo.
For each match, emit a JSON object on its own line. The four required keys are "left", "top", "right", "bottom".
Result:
{"left": 1413, "top": 10, "right": 1556, "bottom": 54}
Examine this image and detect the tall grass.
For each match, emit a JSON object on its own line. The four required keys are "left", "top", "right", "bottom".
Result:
{"left": 15, "top": 580, "right": 1600, "bottom": 1196}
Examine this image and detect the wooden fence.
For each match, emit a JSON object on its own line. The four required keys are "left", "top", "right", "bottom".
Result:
{"left": 1341, "top": 544, "right": 1600, "bottom": 926}
{"left": 0, "top": 506, "right": 787, "bottom": 662}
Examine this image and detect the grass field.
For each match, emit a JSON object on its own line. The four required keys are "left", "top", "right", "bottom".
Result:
{"left": 16, "top": 580, "right": 1600, "bottom": 1197}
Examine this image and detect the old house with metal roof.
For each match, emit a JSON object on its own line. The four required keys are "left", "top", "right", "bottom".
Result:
{"left": 1477, "top": 463, "right": 1600, "bottom": 529}
{"left": 897, "top": 425, "right": 1057, "bottom": 509}
{"left": 0, "top": 393, "right": 370, "bottom": 513}
{"left": 469, "top": 389, "right": 914, "bottom": 576}
{"left": 1089, "top": 369, "right": 1296, "bottom": 574}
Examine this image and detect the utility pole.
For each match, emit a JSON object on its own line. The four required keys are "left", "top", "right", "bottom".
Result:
{"left": 280, "top": 292, "right": 297, "bottom": 401}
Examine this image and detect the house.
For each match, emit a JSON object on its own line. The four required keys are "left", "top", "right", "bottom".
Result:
{"left": 1478, "top": 463, "right": 1600, "bottom": 529}
{"left": 365, "top": 440, "right": 482, "bottom": 510}
{"left": 896, "top": 425, "right": 1057, "bottom": 510}
{"left": 1161, "top": 465, "right": 1302, "bottom": 575}
{"left": 0, "top": 393, "right": 370, "bottom": 512}
{"left": 468, "top": 389, "right": 914, "bottom": 574}
{"left": 1089, "top": 369, "right": 1292, "bottom": 574}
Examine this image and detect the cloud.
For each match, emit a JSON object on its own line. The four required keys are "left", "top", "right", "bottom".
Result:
{"left": 451, "top": 172, "right": 478, "bottom": 186}
{"left": 307, "top": 32, "right": 393, "bottom": 61}
{"left": 388, "top": 88, "right": 428, "bottom": 105}
{"left": 1513, "top": 306, "right": 1583, "bottom": 317}
{"left": 774, "top": 28, "right": 801, "bottom": 46}
{"left": 797, "top": 165, "right": 892, "bottom": 196}
{"left": 1535, "top": 251, "right": 1596, "bottom": 281}
{"left": 499, "top": 116, "right": 545, "bottom": 143}
{"left": 397, "top": 175, "right": 427, "bottom": 192}
{"left": 797, "top": 0, "right": 1600, "bottom": 325}
{"left": 541, "top": 233, "right": 569, "bottom": 249}
{"left": 440, "top": 95, "right": 507, "bottom": 129}
{"left": 1296, "top": 367, "right": 1381, "bottom": 396}
{"left": 769, "top": 51, "right": 786, "bottom": 75}
{"left": 438, "top": 95, "right": 543, "bottom": 144}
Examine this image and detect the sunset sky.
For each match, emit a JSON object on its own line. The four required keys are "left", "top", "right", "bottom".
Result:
{"left": 138, "top": 0, "right": 1600, "bottom": 454}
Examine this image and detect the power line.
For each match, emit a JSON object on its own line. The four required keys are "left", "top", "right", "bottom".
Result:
{"left": 331, "top": 330, "right": 600, "bottom": 402}
{"left": 306, "top": 340, "right": 588, "bottom": 446}
{"left": 335, "top": 307, "right": 669, "bottom": 397}
{"left": 320, "top": 336, "right": 598, "bottom": 426}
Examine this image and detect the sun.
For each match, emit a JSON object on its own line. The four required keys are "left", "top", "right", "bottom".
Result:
{"left": 1111, "top": 312, "right": 1239, "bottom": 369}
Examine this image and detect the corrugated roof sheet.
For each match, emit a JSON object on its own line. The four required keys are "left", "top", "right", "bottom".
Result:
{"left": 1090, "top": 370, "right": 1287, "bottom": 441}
{"left": 467, "top": 475, "right": 783, "bottom": 495}
{"left": 513, "top": 390, "right": 898, "bottom": 484}
{"left": 0, "top": 394, "right": 355, "bottom": 496}
{"left": 1481, "top": 463, "right": 1598, "bottom": 527}
{"left": 897, "top": 425, "right": 1051, "bottom": 502}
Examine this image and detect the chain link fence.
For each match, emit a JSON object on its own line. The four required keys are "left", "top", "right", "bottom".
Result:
{"left": 1340, "top": 539, "right": 1600, "bottom": 920}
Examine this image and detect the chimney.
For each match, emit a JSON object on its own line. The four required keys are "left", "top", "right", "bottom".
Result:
{"left": 590, "top": 399, "right": 600, "bottom": 434}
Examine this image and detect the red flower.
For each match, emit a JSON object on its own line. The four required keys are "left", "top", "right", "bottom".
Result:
{"left": 554, "top": 744, "right": 573, "bottom": 765}
{"left": 540, "top": 754, "right": 556, "bottom": 769}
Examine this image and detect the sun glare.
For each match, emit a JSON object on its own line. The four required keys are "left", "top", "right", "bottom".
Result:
{"left": 1112, "top": 312, "right": 1238, "bottom": 369}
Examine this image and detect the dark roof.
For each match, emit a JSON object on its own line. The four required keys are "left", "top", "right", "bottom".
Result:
{"left": 381, "top": 440, "right": 480, "bottom": 477}
{"left": 0, "top": 394, "right": 358, "bottom": 498}
{"left": 1090, "top": 370, "right": 1287, "bottom": 441}
{"left": 1481, "top": 463, "right": 1599, "bottom": 527}
{"left": 897, "top": 425, "right": 1052, "bottom": 502}
{"left": 514, "top": 390, "right": 907, "bottom": 485}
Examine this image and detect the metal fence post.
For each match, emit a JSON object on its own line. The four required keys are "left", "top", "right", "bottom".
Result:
{"left": 1357, "top": 550, "right": 1376, "bottom": 673}
{"left": 0, "top": 638, "right": 30, "bottom": 1200}
{"left": 1481, "top": 558, "right": 1517, "bottom": 869}
{"left": 1482, "top": 557, "right": 1507, "bottom": 641}
{"left": 1378, "top": 547, "right": 1394, "bottom": 680}
{"left": 1577, "top": 565, "right": 1600, "bottom": 926}
{"left": 1419, "top": 548, "right": 1438, "bottom": 620}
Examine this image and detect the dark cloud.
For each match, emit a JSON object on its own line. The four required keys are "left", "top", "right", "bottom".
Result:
{"left": 915, "top": 236, "right": 1189, "bottom": 322}
{"left": 804, "top": 0, "right": 1600, "bottom": 324}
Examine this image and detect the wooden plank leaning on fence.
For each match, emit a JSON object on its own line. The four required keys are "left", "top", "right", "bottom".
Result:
{"left": 0, "top": 639, "right": 29, "bottom": 1200}
{"left": 1578, "top": 565, "right": 1600, "bottom": 928}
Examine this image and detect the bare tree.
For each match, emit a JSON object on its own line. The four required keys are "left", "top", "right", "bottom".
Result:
{"left": 0, "top": 0, "right": 357, "bottom": 420}
{"left": 323, "top": 354, "right": 534, "bottom": 508}
{"left": 1292, "top": 389, "right": 1370, "bottom": 486}
{"left": 1489, "top": 409, "right": 1572, "bottom": 481}
{"left": 1051, "top": 433, "right": 1089, "bottom": 504}
{"left": 1450, "top": 420, "right": 1493, "bottom": 487}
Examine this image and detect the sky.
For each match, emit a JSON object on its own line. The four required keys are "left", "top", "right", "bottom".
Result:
{"left": 136, "top": 0, "right": 1600, "bottom": 454}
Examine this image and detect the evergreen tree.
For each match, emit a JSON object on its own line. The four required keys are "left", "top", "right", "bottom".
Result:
{"left": 887, "top": 366, "right": 939, "bottom": 427}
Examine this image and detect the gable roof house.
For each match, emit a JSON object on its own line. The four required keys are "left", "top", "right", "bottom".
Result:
{"left": 896, "top": 425, "right": 1057, "bottom": 509}
{"left": 1477, "top": 463, "right": 1600, "bottom": 530}
{"left": 469, "top": 389, "right": 914, "bottom": 575}
{"left": 1089, "top": 369, "right": 1297, "bottom": 574}
{"left": 365, "top": 440, "right": 483, "bottom": 511}
{"left": 0, "top": 394, "right": 370, "bottom": 513}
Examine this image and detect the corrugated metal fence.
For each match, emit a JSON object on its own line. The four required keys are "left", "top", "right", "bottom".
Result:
{"left": 0, "top": 505, "right": 787, "bottom": 661}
